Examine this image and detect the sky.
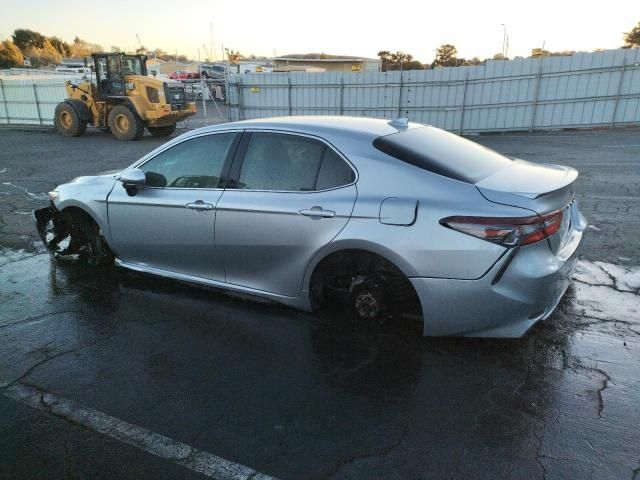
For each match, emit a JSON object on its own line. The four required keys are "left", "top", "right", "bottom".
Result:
{"left": 1, "top": 0, "right": 638, "bottom": 62}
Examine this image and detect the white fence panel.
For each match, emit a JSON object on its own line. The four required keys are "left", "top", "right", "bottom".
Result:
{"left": 1, "top": 49, "right": 639, "bottom": 133}
{"left": 227, "top": 48, "right": 640, "bottom": 133}
{"left": 0, "top": 76, "right": 81, "bottom": 125}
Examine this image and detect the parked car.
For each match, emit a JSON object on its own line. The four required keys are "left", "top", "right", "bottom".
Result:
{"left": 34, "top": 117, "right": 586, "bottom": 338}
{"left": 168, "top": 70, "right": 199, "bottom": 80}
{"left": 200, "top": 63, "right": 237, "bottom": 79}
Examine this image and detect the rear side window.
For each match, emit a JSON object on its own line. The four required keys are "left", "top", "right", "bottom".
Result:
{"left": 239, "top": 133, "right": 324, "bottom": 191}
{"left": 237, "top": 132, "right": 354, "bottom": 191}
{"left": 373, "top": 126, "right": 512, "bottom": 183}
{"left": 316, "top": 149, "right": 355, "bottom": 190}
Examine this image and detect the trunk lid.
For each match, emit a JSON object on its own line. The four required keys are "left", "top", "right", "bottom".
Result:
{"left": 476, "top": 158, "right": 577, "bottom": 214}
{"left": 476, "top": 158, "right": 579, "bottom": 254}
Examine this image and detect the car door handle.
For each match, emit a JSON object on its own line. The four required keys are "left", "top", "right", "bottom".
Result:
{"left": 185, "top": 201, "right": 214, "bottom": 210}
{"left": 299, "top": 207, "right": 336, "bottom": 218}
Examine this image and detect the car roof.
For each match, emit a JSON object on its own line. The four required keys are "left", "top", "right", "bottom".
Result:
{"left": 194, "top": 116, "right": 421, "bottom": 141}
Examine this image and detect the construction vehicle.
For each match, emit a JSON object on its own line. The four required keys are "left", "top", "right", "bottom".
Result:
{"left": 54, "top": 53, "right": 196, "bottom": 141}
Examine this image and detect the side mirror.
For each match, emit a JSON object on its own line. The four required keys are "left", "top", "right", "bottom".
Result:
{"left": 118, "top": 168, "right": 146, "bottom": 196}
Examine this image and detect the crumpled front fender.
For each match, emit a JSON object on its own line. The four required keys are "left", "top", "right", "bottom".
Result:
{"left": 33, "top": 205, "right": 84, "bottom": 256}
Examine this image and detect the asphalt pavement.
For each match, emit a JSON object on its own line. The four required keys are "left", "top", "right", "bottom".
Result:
{"left": 0, "top": 124, "right": 639, "bottom": 479}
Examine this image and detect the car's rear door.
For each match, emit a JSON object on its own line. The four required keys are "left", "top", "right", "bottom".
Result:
{"left": 107, "top": 131, "right": 240, "bottom": 281}
{"left": 214, "top": 131, "right": 357, "bottom": 297}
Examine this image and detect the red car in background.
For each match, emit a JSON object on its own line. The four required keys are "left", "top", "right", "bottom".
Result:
{"left": 168, "top": 70, "right": 200, "bottom": 80}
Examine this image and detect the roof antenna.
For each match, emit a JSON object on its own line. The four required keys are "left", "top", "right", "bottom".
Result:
{"left": 389, "top": 117, "right": 409, "bottom": 129}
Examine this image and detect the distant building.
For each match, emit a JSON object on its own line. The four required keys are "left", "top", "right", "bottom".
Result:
{"left": 272, "top": 65, "right": 326, "bottom": 73}
{"left": 60, "top": 57, "right": 85, "bottom": 67}
{"left": 273, "top": 54, "right": 381, "bottom": 73}
{"left": 56, "top": 58, "right": 89, "bottom": 74}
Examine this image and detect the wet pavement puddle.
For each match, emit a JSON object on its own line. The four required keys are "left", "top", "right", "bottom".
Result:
{"left": 1, "top": 248, "right": 639, "bottom": 479}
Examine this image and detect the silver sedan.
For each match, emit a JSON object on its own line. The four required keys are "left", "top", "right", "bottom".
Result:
{"left": 34, "top": 116, "right": 586, "bottom": 337}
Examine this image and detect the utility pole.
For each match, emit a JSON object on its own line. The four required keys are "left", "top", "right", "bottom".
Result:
{"left": 210, "top": 22, "right": 215, "bottom": 62}
{"left": 501, "top": 24, "right": 507, "bottom": 57}
{"left": 135, "top": 34, "right": 144, "bottom": 54}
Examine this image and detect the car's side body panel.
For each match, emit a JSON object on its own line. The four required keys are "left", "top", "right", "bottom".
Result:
{"left": 214, "top": 129, "right": 358, "bottom": 296}
{"left": 215, "top": 185, "right": 357, "bottom": 296}
{"left": 107, "top": 186, "right": 226, "bottom": 281}
{"left": 323, "top": 152, "right": 520, "bottom": 281}
{"left": 52, "top": 174, "right": 117, "bottom": 241}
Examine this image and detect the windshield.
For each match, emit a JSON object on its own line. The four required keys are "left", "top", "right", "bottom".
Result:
{"left": 121, "top": 56, "right": 145, "bottom": 75}
{"left": 373, "top": 126, "right": 513, "bottom": 183}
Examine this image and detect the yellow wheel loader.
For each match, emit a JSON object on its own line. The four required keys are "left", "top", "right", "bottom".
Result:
{"left": 54, "top": 53, "right": 196, "bottom": 141}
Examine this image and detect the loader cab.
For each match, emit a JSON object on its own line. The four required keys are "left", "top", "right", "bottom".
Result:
{"left": 92, "top": 53, "right": 148, "bottom": 99}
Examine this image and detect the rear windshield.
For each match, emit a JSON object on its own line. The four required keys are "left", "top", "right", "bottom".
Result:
{"left": 373, "top": 126, "right": 513, "bottom": 183}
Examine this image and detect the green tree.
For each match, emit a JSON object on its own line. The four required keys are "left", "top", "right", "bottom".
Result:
{"left": 12, "top": 28, "right": 45, "bottom": 50}
{"left": 432, "top": 44, "right": 460, "bottom": 67}
{"left": 70, "top": 37, "right": 103, "bottom": 57}
{"left": 623, "top": 21, "right": 640, "bottom": 47}
{"left": 378, "top": 50, "right": 425, "bottom": 71}
{"left": 464, "top": 57, "right": 483, "bottom": 66}
{"left": 49, "top": 36, "right": 71, "bottom": 57}
{"left": 24, "top": 38, "right": 62, "bottom": 67}
{"left": 0, "top": 40, "right": 25, "bottom": 68}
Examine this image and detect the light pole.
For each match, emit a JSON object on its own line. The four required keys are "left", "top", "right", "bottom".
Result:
{"left": 501, "top": 24, "right": 507, "bottom": 57}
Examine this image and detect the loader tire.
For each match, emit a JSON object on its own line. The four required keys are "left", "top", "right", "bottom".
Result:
{"left": 54, "top": 102, "right": 87, "bottom": 137}
{"left": 147, "top": 124, "right": 176, "bottom": 137}
{"left": 108, "top": 105, "right": 144, "bottom": 141}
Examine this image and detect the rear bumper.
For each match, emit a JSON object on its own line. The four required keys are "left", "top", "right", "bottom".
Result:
{"left": 410, "top": 215, "right": 586, "bottom": 338}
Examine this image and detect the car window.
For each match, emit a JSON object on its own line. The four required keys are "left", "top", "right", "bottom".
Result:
{"left": 140, "top": 133, "right": 236, "bottom": 188}
{"left": 316, "top": 148, "right": 355, "bottom": 190}
{"left": 238, "top": 133, "right": 325, "bottom": 191}
{"left": 373, "top": 126, "right": 513, "bottom": 183}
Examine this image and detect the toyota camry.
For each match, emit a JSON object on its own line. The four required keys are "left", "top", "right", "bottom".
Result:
{"left": 34, "top": 116, "right": 586, "bottom": 337}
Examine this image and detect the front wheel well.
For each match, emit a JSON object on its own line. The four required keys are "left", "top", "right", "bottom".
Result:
{"left": 59, "top": 206, "right": 113, "bottom": 265}
{"left": 308, "top": 248, "right": 422, "bottom": 318}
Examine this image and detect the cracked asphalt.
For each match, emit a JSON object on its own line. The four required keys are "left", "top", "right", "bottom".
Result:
{"left": 0, "top": 125, "right": 639, "bottom": 479}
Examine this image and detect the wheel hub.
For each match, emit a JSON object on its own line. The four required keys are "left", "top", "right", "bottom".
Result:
{"left": 115, "top": 114, "right": 129, "bottom": 132}
{"left": 60, "top": 111, "right": 72, "bottom": 129}
{"left": 355, "top": 291, "right": 382, "bottom": 319}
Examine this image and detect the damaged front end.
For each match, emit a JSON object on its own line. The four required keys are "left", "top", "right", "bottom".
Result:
{"left": 34, "top": 206, "right": 75, "bottom": 255}
{"left": 33, "top": 205, "right": 113, "bottom": 265}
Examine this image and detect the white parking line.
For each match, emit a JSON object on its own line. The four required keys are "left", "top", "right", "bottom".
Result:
{"left": 2, "top": 381, "right": 278, "bottom": 480}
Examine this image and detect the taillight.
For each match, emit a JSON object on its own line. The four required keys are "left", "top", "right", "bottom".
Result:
{"left": 440, "top": 210, "right": 563, "bottom": 246}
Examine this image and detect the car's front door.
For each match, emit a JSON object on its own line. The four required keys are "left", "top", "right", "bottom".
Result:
{"left": 107, "top": 132, "right": 240, "bottom": 281}
{"left": 215, "top": 131, "right": 357, "bottom": 296}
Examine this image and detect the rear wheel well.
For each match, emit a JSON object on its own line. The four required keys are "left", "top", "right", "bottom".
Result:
{"left": 309, "top": 249, "right": 422, "bottom": 319}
